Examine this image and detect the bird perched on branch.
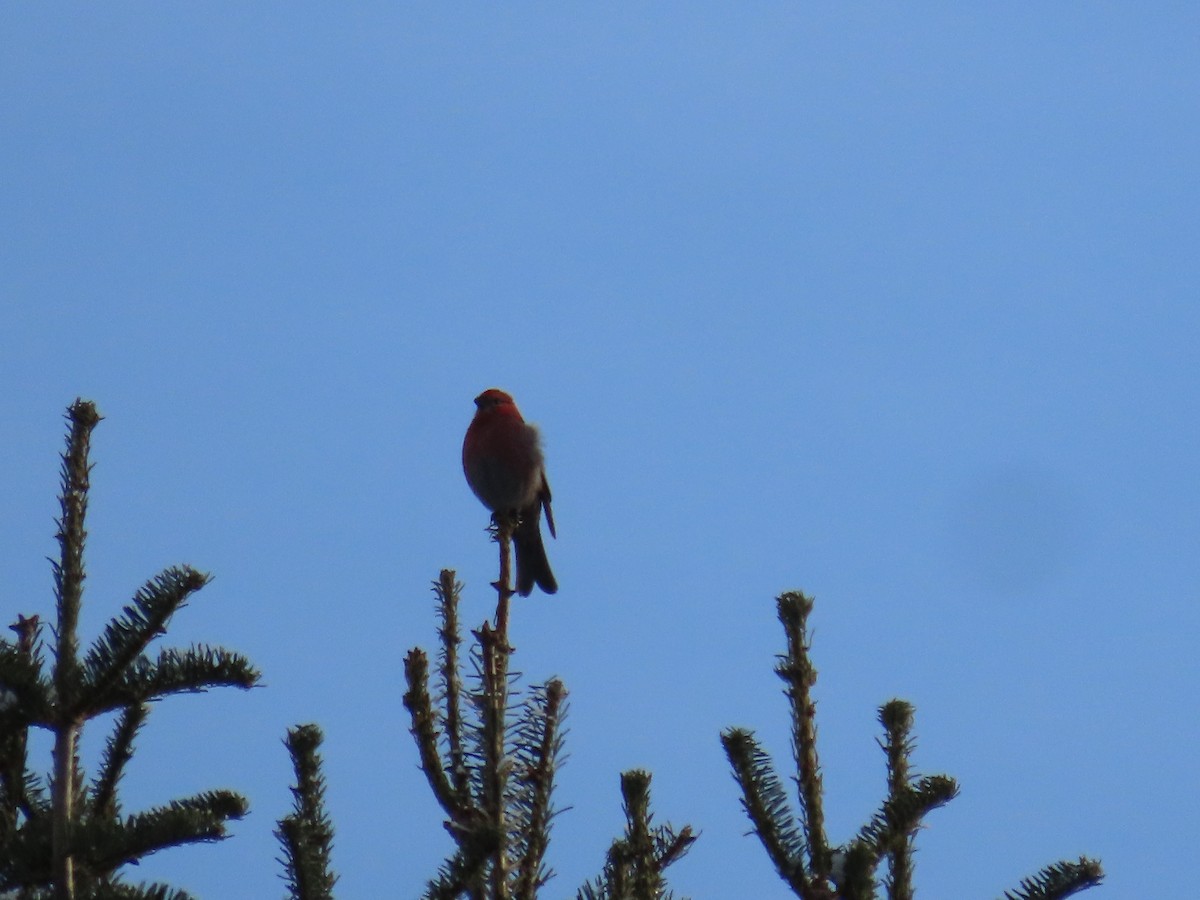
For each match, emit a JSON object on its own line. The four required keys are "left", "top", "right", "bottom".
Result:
{"left": 462, "top": 388, "right": 557, "bottom": 596}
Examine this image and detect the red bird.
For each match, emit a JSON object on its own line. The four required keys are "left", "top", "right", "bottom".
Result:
{"left": 462, "top": 389, "right": 557, "bottom": 596}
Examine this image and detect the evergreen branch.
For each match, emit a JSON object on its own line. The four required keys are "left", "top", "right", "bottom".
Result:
{"left": 77, "top": 881, "right": 198, "bottom": 900}
{"left": 85, "top": 645, "right": 260, "bottom": 714}
{"left": 5, "top": 401, "right": 262, "bottom": 898}
{"left": 510, "top": 679, "right": 566, "bottom": 900}
{"left": 621, "top": 770, "right": 660, "bottom": 900}
{"left": 650, "top": 823, "right": 697, "bottom": 877}
{"left": 0, "top": 640, "right": 54, "bottom": 726}
{"left": 422, "top": 825, "right": 501, "bottom": 900}
{"left": 775, "top": 591, "right": 829, "bottom": 881}
{"left": 10, "top": 613, "right": 46, "bottom": 657}
{"left": 24, "top": 769, "right": 51, "bottom": 812}
{"left": 277, "top": 724, "right": 338, "bottom": 900}
{"left": 721, "top": 727, "right": 809, "bottom": 894}
{"left": 53, "top": 398, "right": 101, "bottom": 696}
{"left": 1, "top": 634, "right": 49, "bottom": 830}
{"left": 1000, "top": 857, "right": 1104, "bottom": 900}
{"left": 84, "top": 790, "right": 248, "bottom": 872}
{"left": 475, "top": 624, "right": 513, "bottom": 900}
{"left": 0, "top": 790, "right": 234, "bottom": 897}
{"left": 0, "top": 712, "right": 37, "bottom": 832}
{"left": 855, "top": 775, "right": 959, "bottom": 860}
{"left": 434, "top": 570, "right": 471, "bottom": 803}
{"left": 52, "top": 398, "right": 102, "bottom": 900}
{"left": 0, "top": 803, "right": 52, "bottom": 889}
{"left": 80, "top": 567, "right": 212, "bottom": 713}
{"left": 835, "top": 840, "right": 880, "bottom": 900}
{"left": 90, "top": 703, "right": 149, "bottom": 820}
{"left": 0, "top": 770, "right": 51, "bottom": 860}
{"left": 878, "top": 700, "right": 915, "bottom": 900}
{"left": 576, "top": 771, "right": 695, "bottom": 900}
{"left": 404, "top": 648, "right": 469, "bottom": 822}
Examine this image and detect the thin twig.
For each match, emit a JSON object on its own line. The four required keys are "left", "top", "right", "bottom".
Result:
{"left": 492, "top": 516, "right": 516, "bottom": 646}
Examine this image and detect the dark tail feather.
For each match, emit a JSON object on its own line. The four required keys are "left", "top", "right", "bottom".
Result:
{"left": 514, "top": 509, "right": 557, "bottom": 596}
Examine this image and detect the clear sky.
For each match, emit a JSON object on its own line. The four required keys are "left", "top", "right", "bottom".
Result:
{"left": 2, "top": 5, "right": 1197, "bottom": 898}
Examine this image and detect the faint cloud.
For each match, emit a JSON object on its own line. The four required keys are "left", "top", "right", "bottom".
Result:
{"left": 946, "top": 462, "right": 1086, "bottom": 595}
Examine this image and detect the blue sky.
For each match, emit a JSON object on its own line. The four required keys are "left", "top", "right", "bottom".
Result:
{"left": 2, "top": 5, "right": 1197, "bottom": 898}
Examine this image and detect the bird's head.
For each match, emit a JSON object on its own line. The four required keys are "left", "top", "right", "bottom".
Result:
{"left": 474, "top": 388, "right": 516, "bottom": 412}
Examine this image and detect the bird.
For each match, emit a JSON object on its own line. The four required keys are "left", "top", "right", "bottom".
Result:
{"left": 462, "top": 388, "right": 557, "bottom": 596}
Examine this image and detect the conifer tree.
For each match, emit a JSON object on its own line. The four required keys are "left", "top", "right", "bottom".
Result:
{"left": 575, "top": 770, "right": 696, "bottom": 900}
{"left": 722, "top": 591, "right": 1104, "bottom": 900}
{"left": 277, "top": 724, "right": 338, "bottom": 900}
{"left": 404, "top": 520, "right": 694, "bottom": 900}
{"left": 4, "top": 400, "right": 1106, "bottom": 899}
{"left": 0, "top": 400, "right": 260, "bottom": 899}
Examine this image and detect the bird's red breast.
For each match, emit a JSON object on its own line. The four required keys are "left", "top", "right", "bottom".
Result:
{"left": 462, "top": 388, "right": 557, "bottom": 594}
{"left": 463, "top": 390, "right": 543, "bottom": 512}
